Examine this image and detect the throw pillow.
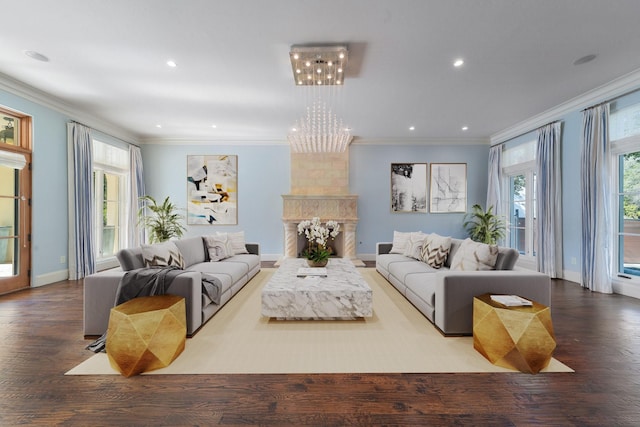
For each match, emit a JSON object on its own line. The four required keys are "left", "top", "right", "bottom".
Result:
{"left": 449, "top": 238, "right": 499, "bottom": 271}
{"left": 141, "top": 241, "right": 185, "bottom": 269}
{"left": 403, "top": 232, "right": 428, "bottom": 260}
{"left": 204, "top": 234, "right": 233, "bottom": 261}
{"left": 389, "top": 231, "right": 411, "bottom": 254}
{"left": 420, "top": 233, "right": 452, "bottom": 269}
{"left": 218, "top": 231, "right": 248, "bottom": 255}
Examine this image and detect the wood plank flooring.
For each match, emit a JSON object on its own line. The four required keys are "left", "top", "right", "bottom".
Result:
{"left": 1, "top": 266, "right": 640, "bottom": 426}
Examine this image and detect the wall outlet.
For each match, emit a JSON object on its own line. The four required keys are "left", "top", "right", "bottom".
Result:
{"left": 60, "top": 255, "right": 66, "bottom": 264}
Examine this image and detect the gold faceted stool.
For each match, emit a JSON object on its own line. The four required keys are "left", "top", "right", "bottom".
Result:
{"left": 473, "top": 293, "right": 556, "bottom": 374}
{"left": 106, "top": 295, "right": 186, "bottom": 377}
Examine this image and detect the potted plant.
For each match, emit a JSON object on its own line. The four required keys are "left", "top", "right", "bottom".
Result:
{"left": 138, "top": 195, "right": 186, "bottom": 243}
{"left": 297, "top": 217, "right": 341, "bottom": 267}
{"left": 462, "top": 204, "right": 505, "bottom": 245}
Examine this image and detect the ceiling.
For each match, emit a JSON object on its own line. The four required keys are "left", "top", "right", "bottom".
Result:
{"left": 2, "top": 0, "right": 640, "bottom": 144}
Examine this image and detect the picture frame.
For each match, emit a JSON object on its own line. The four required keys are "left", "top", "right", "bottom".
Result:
{"left": 186, "top": 155, "right": 238, "bottom": 225}
{"left": 390, "top": 163, "right": 428, "bottom": 213}
{"left": 429, "top": 163, "right": 467, "bottom": 213}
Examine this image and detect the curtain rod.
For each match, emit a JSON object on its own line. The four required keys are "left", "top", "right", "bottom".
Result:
{"left": 69, "top": 120, "right": 141, "bottom": 148}
{"left": 491, "top": 120, "right": 562, "bottom": 148}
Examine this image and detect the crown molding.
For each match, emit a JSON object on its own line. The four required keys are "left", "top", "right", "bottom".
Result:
{"left": 0, "top": 72, "right": 140, "bottom": 144}
{"left": 352, "top": 137, "right": 489, "bottom": 146}
{"left": 490, "top": 67, "right": 640, "bottom": 145}
{"left": 140, "top": 137, "right": 289, "bottom": 146}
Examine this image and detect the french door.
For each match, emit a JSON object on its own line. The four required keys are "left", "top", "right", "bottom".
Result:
{"left": 0, "top": 109, "right": 32, "bottom": 295}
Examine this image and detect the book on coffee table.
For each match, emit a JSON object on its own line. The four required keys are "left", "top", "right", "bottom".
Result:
{"left": 490, "top": 295, "right": 533, "bottom": 307}
{"left": 296, "top": 267, "right": 328, "bottom": 277}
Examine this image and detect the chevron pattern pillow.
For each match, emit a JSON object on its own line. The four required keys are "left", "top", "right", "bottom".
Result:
{"left": 420, "top": 233, "right": 452, "bottom": 268}
{"left": 141, "top": 241, "right": 185, "bottom": 269}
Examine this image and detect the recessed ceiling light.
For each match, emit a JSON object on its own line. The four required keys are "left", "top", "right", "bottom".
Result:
{"left": 409, "top": 126, "right": 415, "bottom": 131}
{"left": 573, "top": 54, "right": 597, "bottom": 66}
{"left": 24, "top": 50, "right": 49, "bottom": 62}
{"left": 211, "top": 124, "right": 217, "bottom": 128}
{"left": 156, "top": 124, "right": 162, "bottom": 128}
{"left": 453, "top": 59, "right": 464, "bottom": 67}
{"left": 167, "top": 60, "right": 177, "bottom": 67}
{"left": 462, "top": 126, "right": 469, "bottom": 131}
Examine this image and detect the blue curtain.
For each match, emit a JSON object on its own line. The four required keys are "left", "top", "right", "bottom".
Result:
{"left": 128, "top": 145, "right": 146, "bottom": 247}
{"left": 580, "top": 104, "right": 613, "bottom": 293}
{"left": 536, "top": 122, "right": 562, "bottom": 278}
{"left": 67, "top": 123, "right": 95, "bottom": 280}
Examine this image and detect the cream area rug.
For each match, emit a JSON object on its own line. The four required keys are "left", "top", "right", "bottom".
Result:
{"left": 67, "top": 268, "right": 573, "bottom": 375}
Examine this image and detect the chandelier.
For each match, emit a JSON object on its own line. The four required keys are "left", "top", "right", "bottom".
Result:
{"left": 287, "top": 45, "right": 353, "bottom": 153}
{"left": 288, "top": 99, "right": 353, "bottom": 153}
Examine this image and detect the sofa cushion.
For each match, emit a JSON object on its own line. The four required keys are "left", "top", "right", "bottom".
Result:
{"left": 450, "top": 238, "right": 498, "bottom": 271}
{"left": 388, "top": 259, "right": 438, "bottom": 283}
{"left": 141, "top": 241, "right": 185, "bottom": 269}
{"left": 204, "top": 234, "right": 233, "bottom": 261}
{"left": 174, "top": 236, "right": 207, "bottom": 268}
{"left": 420, "top": 233, "right": 451, "bottom": 269}
{"left": 219, "top": 231, "right": 249, "bottom": 255}
{"left": 403, "top": 232, "right": 428, "bottom": 260}
{"left": 389, "top": 231, "right": 411, "bottom": 254}
{"left": 188, "top": 260, "right": 249, "bottom": 285}
{"left": 376, "top": 253, "right": 416, "bottom": 274}
{"left": 404, "top": 272, "right": 437, "bottom": 308}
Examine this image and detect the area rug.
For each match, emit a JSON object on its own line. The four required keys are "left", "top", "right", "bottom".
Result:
{"left": 66, "top": 268, "right": 573, "bottom": 375}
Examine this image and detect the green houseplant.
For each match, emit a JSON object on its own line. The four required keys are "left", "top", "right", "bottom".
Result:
{"left": 462, "top": 204, "right": 506, "bottom": 245}
{"left": 138, "top": 195, "right": 186, "bottom": 243}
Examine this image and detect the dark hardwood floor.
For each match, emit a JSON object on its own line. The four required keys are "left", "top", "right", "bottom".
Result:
{"left": 1, "top": 265, "right": 640, "bottom": 426}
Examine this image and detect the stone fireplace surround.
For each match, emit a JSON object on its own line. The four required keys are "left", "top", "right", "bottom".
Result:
{"left": 282, "top": 194, "right": 360, "bottom": 263}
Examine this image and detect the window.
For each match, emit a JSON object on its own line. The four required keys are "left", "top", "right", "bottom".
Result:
{"left": 92, "top": 140, "right": 128, "bottom": 261}
{"left": 502, "top": 139, "right": 537, "bottom": 266}
{"left": 1, "top": 113, "right": 18, "bottom": 146}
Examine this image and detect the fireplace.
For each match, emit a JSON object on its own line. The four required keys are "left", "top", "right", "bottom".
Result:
{"left": 282, "top": 194, "right": 359, "bottom": 263}
{"left": 282, "top": 150, "right": 360, "bottom": 264}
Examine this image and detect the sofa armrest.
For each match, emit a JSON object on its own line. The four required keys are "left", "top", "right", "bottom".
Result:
{"left": 377, "top": 242, "right": 393, "bottom": 255}
{"left": 245, "top": 243, "right": 260, "bottom": 256}
{"left": 84, "top": 269, "right": 203, "bottom": 337}
{"left": 434, "top": 270, "right": 551, "bottom": 336}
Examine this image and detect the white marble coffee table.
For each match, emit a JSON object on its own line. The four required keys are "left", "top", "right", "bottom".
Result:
{"left": 261, "top": 258, "right": 373, "bottom": 320}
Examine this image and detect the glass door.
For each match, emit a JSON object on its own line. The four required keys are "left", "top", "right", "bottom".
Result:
{"left": 0, "top": 110, "right": 31, "bottom": 294}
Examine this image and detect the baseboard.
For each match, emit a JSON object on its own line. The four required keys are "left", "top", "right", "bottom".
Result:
{"left": 34, "top": 269, "right": 69, "bottom": 287}
{"left": 261, "top": 253, "right": 283, "bottom": 262}
{"left": 562, "top": 269, "right": 581, "bottom": 284}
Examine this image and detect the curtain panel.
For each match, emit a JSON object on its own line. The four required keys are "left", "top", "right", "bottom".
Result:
{"left": 67, "top": 123, "right": 96, "bottom": 280}
{"left": 128, "top": 145, "right": 146, "bottom": 248}
{"left": 486, "top": 145, "right": 503, "bottom": 216}
{"left": 536, "top": 122, "right": 563, "bottom": 278}
{"left": 580, "top": 104, "right": 613, "bottom": 293}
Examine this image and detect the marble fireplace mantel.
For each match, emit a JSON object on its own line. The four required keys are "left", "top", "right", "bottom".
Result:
{"left": 282, "top": 194, "right": 360, "bottom": 263}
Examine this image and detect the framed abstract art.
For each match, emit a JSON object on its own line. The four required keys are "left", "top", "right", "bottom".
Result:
{"left": 186, "top": 155, "right": 238, "bottom": 224}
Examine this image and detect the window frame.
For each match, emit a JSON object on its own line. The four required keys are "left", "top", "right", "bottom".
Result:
{"left": 502, "top": 160, "right": 537, "bottom": 269}
{"left": 91, "top": 139, "right": 129, "bottom": 265}
{"left": 611, "top": 133, "right": 640, "bottom": 286}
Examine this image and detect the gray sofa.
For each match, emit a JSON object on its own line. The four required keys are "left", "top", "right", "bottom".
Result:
{"left": 376, "top": 237, "right": 551, "bottom": 335}
{"left": 84, "top": 236, "right": 260, "bottom": 337}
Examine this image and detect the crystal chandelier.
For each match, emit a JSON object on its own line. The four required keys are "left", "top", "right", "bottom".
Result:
{"left": 287, "top": 45, "right": 353, "bottom": 153}
{"left": 288, "top": 99, "right": 353, "bottom": 153}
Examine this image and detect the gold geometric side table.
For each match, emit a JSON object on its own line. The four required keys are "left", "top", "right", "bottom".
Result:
{"left": 473, "top": 293, "right": 556, "bottom": 374}
{"left": 106, "top": 295, "right": 186, "bottom": 377}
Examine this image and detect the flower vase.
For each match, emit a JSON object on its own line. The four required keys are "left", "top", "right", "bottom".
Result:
{"left": 306, "top": 258, "right": 328, "bottom": 268}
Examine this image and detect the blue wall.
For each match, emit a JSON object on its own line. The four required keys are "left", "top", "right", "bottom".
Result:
{"left": 143, "top": 142, "right": 489, "bottom": 259}
{"left": 0, "top": 89, "right": 70, "bottom": 284}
